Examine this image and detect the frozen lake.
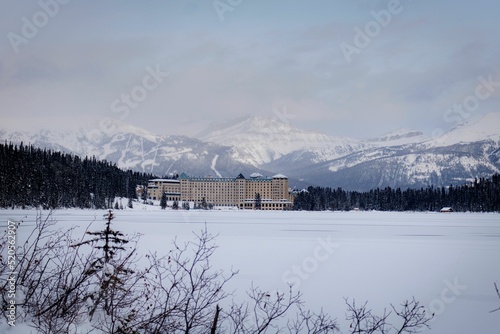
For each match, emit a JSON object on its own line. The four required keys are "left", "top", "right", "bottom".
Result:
{"left": 1, "top": 208, "right": 499, "bottom": 333}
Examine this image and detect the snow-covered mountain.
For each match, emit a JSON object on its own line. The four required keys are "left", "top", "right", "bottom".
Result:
{"left": 368, "top": 128, "right": 429, "bottom": 147}
{"left": 1, "top": 113, "right": 499, "bottom": 190}
{"left": 0, "top": 118, "right": 272, "bottom": 179}
{"left": 280, "top": 113, "right": 500, "bottom": 190}
{"left": 197, "top": 116, "right": 366, "bottom": 166}
{"left": 262, "top": 128, "right": 429, "bottom": 172}
{"left": 427, "top": 112, "right": 500, "bottom": 148}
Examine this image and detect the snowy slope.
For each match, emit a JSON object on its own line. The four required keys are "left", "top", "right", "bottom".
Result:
{"left": 281, "top": 114, "right": 500, "bottom": 190}
{"left": 367, "top": 128, "right": 429, "bottom": 147}
{"left": 283, "top": 145, "right": 500, "bottom": 190}
{"left": 428, "top": 112, "right": 500, "bottom": 148}
{"left": 198, "top": 116, "right": 365, "bottom": 166}
{"left": 1, "top": 112, "right": 499, "bottom": 190}
{"left": 263, "top": 128, "right": 428, "bottom": 172}
{"left": 1, "top": 209, "right": 499, "bottom": 334}
{"left": 0, "top": 118, "right": 272, "bottom": 178}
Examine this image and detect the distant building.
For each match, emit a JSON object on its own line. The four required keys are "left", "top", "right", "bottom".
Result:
{"left": 147, "top": 179, "right": 181, "bottom": 201}
{"left": 147, "top": 172, "right": 293, "bottom": 210}
{"left": 440, "top": 207, "right": 453, "bottom": 213}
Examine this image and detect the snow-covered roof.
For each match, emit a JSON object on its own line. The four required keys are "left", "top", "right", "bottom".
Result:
{"left": 149, "top": 178, "right": 180, "bottom": 183}
{"left": 272, "top": 173, "right": 287, "bottom": 179}
{"left": 249, "top": 172, "right": 263, "bottom": 178}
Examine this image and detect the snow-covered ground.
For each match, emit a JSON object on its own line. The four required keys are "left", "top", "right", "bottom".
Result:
{"left": 1, "top": 206, "right": 499, "bottom": 333}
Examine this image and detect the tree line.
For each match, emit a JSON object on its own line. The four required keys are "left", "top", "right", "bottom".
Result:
{"left": 2, "top": 141, "right": 499, "bottom": 212}
{"left": 293, "top": 174, "right": 500, "bottom": 212}
{"left": 0, "top": 142, "right": 154, "bottom": 209}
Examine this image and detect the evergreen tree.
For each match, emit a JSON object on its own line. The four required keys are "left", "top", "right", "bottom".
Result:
{"left": 254, "top": 192, "right": 262, "bottom": 210}
{"left": 160, "top": 192, "right": 167, "bottom": 210}
{"left": 0, "top": 142, "right": 154, "bottom": 209}
{"left": 291, "top": 174, "right": 500, "bottom": 213}
{"left": 71, "top": 210, "right": 133, "bottom": 318}
{"left": 172, "top": 200, "right": 179, "bottom": 210}
{"left": 1, "top": 142, "right": 499, "bottom": 213}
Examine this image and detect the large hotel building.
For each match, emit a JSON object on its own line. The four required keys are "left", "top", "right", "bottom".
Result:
{"left": 147, "top": 172, "right": 293, "bottom": 210}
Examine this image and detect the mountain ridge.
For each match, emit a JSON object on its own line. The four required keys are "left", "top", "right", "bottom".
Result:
{"left": 1, "top": 113, "right": 499, "bottom": 190}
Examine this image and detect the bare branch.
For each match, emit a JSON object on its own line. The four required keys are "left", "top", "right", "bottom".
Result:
{"left": 490, "top": 282, "right": 500, "bottom": 313}
{"left": 287, "top": 307, "right": 339, "bottom": 334}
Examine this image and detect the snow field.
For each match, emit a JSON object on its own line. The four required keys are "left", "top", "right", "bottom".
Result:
{"left": 0, "top": 208, "right": 499, "bottom": 333}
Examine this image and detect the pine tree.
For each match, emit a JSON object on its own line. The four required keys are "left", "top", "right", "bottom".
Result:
{"left": 141, "top": 187, "right": 148, "bottom": 204}
{"left": 0, "top": 142, "right": 154, "bottom": 210}
{"left": 71, "top": 210, "right": 133, "bottom": 318}
{"left": 172, "top": 200, "right": 179, "bottom": 210}
{"left": 254, "top": 193, "right": 262, "bottom": 210}
{"left": 160, "top": 192, "right": 167, "bottom": 210}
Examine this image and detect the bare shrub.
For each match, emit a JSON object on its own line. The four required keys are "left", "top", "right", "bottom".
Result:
{"left": 1, "top": 211, "right": 433, "bottom": 334}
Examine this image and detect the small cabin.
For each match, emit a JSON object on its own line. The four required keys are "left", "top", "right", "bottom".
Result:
{"left": 440, "top": 207, "right": 453, "bottom": 213}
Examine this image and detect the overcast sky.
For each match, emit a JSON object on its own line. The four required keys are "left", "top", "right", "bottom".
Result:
{"left": 1, "top": 0, "right": 500, "bottom": 138}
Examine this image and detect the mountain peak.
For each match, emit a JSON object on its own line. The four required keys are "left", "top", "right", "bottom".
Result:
{"left": 197, "top": 115, "right": 295, "bottom": 141}
{"left": 81, "top": 117, "right": 159, "bottom": 142}
{"left": 431, "top": 112, "right": 500, "bottom": 147}
{"left": 197, "top": 115, "right": 359, "bottom": 166}
{"left": 1, "top": 113, "right": 499, "bottom": 190}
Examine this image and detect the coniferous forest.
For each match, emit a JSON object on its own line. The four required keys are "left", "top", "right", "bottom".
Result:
{"left": 293, "top": 174, "right": 500, "bottom": 212}
{"left": 1, "top": 141, "right": 499, "bottom": 212}
{"left": 0, "top": 142, "right": 154, "bottom": 209}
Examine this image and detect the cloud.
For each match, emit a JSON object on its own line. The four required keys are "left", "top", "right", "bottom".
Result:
{"left": 1, "top": 0, "right": 499, "bottom": 138}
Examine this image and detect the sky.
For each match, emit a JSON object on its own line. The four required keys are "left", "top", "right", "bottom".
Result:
{"left": 1, "top": 0, "right": 500, "bottom": 139}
